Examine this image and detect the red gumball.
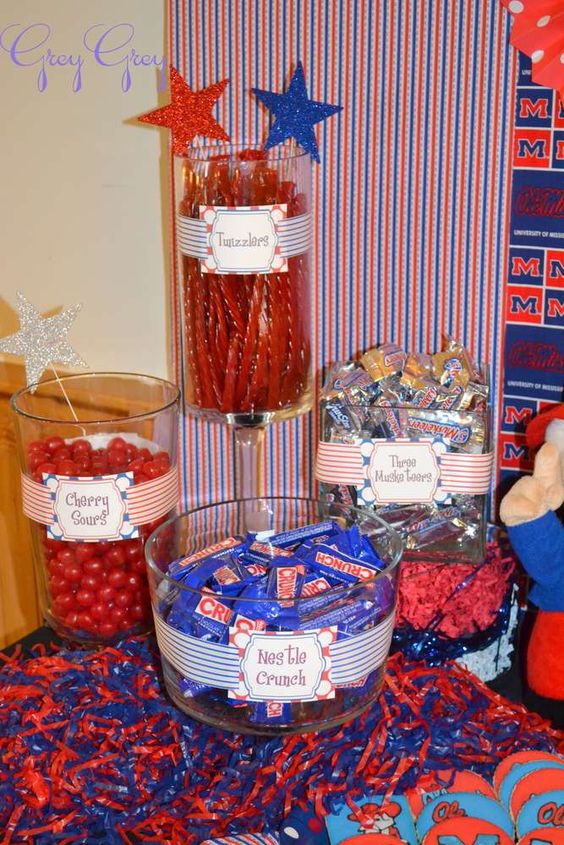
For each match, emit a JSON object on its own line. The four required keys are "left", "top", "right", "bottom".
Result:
{"left": 45, "top": 435, "right": 64, "bottom": 454}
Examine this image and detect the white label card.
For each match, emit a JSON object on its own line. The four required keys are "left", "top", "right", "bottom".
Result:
{"left": 200, "top": 204, "right": 288, "bottom": 274}
{"left": 44, "top": 472, "right": 133, "bottom": 541}
{"left": 229, "top": 627, "right": 336, "bottom": 702}
{"left": 367, "top": 440, "right": 440, "bottom": 504}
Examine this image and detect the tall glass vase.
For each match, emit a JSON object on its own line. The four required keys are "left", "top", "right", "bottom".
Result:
{"left": 175, "top": 144, "right": 313, "bottom": 499}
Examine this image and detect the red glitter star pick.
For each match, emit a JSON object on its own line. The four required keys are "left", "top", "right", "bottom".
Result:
{"left": 138, "top": 66, "right": 230, "bottom": 154}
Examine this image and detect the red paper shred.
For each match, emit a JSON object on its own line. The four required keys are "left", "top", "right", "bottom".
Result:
{"left": 0, "top": 635, "right": 562, "bottom": 844}
{"left": 396, "top": 541, "right": 515, "bottom": 637}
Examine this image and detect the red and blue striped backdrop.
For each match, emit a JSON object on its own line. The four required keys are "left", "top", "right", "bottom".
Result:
{"left": 167, "top": 0, "right": 518, "bottom": 509}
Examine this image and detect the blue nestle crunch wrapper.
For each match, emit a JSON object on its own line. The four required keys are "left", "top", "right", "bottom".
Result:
{"left": 241, "top": 540, "right": 294, "bottom": 566}
{"left": 296, "top": 573, "right": 333, "bottom": 613}
{"left": 305, "top": 544, "right": 383, "bottom": 585}
{"left": 249, "top": 700, "right": 293, "bottom": 725}
{"left": 179, "top": 676, "right": 210, "bottom": 698}
{"left": 207, "top": 558, "right": 252, "bottom": 595}
{"left": 231, "top": 611, "right": 267, "bottom": 634}
{"left": 235, "top": 580, "right": 300, "bottom": 630}
{"left": 168, "top": 536, "right": 245, "bottom": 578}
{"left": 332, "top": 524, "right": 385, "bottom": 566}
{"left": 303, "top": 577, "right": 394, "bottom": 630}
{"left": 166, "top": 588, "right": 199, "bottom": 632}
{"left": 243, "top": 561, "right": 269, "bottom": 578}
{"left": 266, "top": 563, "right": 306, "bottom": 606}
{"left": 301, "top": 599, "right": 376, "bottom": 632}
{"left": 300, "top": 523, "right": 385, "bottom": 569}
{"left": 191, "top": 592, "right": 233, "bottom": 641}
{"left": 266, "top": 520, "right": 343, "bottom": 549}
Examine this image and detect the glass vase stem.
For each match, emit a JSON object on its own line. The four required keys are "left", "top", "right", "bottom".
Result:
{"left": 235, "top": 425, "right": 265, "bottom": 500}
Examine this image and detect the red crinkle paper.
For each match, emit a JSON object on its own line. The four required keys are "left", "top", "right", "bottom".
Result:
{"left": 396, "top": 542, "right": 516, "bottom": 638}
{"left": 0, "top": 634, "right": 562, "bottom": 844}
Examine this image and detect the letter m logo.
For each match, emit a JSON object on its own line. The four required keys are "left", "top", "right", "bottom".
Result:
{"left": 511, "top": 256, "right": 541, "bottom": 277}
{"left": 549, "top": 258, "right": 564, "bottom": 279}
{"left": 519, "top": 97, "right": 549, "bottom": 119}
{"left": 510, "top": 294, "right": 539, "bottom": 315}
{"left": 504, "top": 405, "right": 533, "bottom": 427}
{"left": 518, "top": 138, "right": 546, "bottom": 158}
{"left": 504, "top": 442, "right": 526, "bottom": 462}
{"left": 438, "top": 835, "right": 501, "bottom": 845}
{"left": 548, "top": 297, "right": 564, "bottom": 319}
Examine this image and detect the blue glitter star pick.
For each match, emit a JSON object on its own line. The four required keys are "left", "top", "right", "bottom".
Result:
{"left": 252, "top": 61, "right": 342, "bottom": 163}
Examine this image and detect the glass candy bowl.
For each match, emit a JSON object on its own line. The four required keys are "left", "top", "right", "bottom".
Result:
{"left": 146, "top": 497, "right": 403, "bottom": 735}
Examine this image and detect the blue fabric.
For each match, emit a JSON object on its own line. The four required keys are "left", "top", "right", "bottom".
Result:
{"left": 508, "top": 511, "right": 564, "bottom": 611}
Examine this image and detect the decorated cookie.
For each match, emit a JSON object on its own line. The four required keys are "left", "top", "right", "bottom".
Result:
{"left": 494, "top": 752, "right": 564, "bottom": 794}
{"left": 416, "top": 792, "right": 514, "bottom": 840}
{"left": 407, "top": 769, "right": 495, "bottom": 817}
{"left": 511, "top": 768, "right": 564, "bottom": 820}
{"left": 499, "top": 761, "right": 564, "bottom": 809}
{"left": 422, "top": 818, "right": 514, "bottom": 845}
{"left": 516, "top": 790, "right": 564, "bottom": 838}
{"left": 325, "top": 796, "right": 417, "bottom": 844}
{"left": 517, "top": 828, "right": 564, "bottom": 845}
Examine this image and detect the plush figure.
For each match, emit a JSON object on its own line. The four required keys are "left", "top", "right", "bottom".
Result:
{"left": 499, "top": 403, "right": 564, "bottom": 728}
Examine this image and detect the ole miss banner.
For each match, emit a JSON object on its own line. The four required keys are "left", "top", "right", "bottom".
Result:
{"left": 500, "top": 55, "right": 564, "bottom": 489}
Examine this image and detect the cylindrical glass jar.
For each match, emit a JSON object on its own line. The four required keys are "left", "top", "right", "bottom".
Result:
{"left": 175, "top": 144, "right": 312, "bottom": 427}
{"left": 12, "top": 373, "right": 180, "bottom": 644}
{"left": 146, "top": 497, "right": 403, "bottom": 735}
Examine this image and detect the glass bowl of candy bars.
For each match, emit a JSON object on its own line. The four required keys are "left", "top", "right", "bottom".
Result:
{"left": 145, "top": 497, "right": 403, "bottom": 734}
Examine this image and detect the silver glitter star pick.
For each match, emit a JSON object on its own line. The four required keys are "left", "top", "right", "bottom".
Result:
{"left": 0, "top": 292, "right": 88, "bottom": 390}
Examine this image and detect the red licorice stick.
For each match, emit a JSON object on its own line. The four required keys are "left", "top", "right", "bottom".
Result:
{"left": 217, "top": 278, "right": 247, "bottom": 338}
{"left": 266, "top": 275, "right": 284, "bottom": 408}
{"left": 242, "top": 321, "right": 269, "bottom": 412}
{"left": 220, "top": 334, "right": 240, "bottom": 412}
{"left": 234, "top": 276, "right": 264, "bottom": 406}
{"left": 204, "top": 285, "right": 224, "bottom": 405}
{"left": 183, "top": 262, "right": 203, "bottom": 406}
{"left": 210, "top": 283, "right": 230, "bottom": 371}
{"left": 193, "top": 274, "right": 215, "bottom": 408}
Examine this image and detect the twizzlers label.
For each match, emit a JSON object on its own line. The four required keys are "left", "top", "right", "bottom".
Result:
{"left": 200, "top": 204, "right": 288, "bottom": 274}
{"left": 177, "top": 203, "right": 312, "bottom": 275}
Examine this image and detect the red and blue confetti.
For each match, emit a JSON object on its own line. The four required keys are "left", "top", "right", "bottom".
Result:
{"left": 0, "top": 637, "right": 562, "bottom": 843}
